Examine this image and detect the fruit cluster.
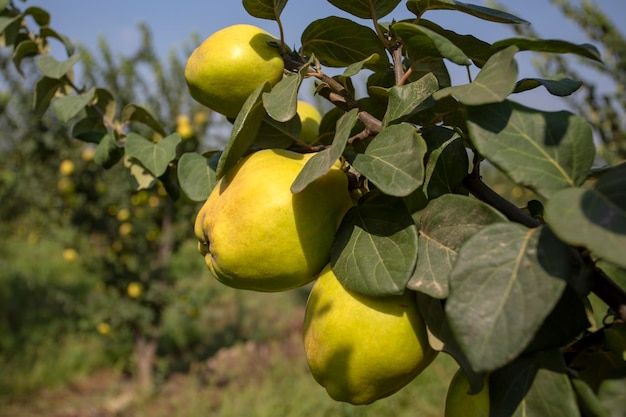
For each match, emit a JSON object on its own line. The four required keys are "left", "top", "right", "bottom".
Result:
{"left": 186, "top": 24, "right": 438, "bottom": 405}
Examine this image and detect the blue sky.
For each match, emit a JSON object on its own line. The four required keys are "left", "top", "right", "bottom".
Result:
{"left": 34, "top": 0, "right": 626, "bottom": 112}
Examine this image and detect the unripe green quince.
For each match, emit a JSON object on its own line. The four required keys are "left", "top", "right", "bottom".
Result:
{"left": 445, "top": 368, "right": 490, "bottom": 417}
{"left": 303, "top": 265, "right": 437, "bottom": 405}
{"left": 194, "top": 149, "right": 353, "bottom": 292}
{"left": 184, "top": 24, "right": 284, "bottom": 118}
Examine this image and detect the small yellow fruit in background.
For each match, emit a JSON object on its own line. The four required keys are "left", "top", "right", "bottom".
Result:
{"left": 96, "top": 322, "right": 111, "bottom": 335}
{"left": 127, "top": 282, "right": 142, "bottom": 298}
{"left": 62, "top": 248, "right": 78, "bottom": 262}
{"left": 118, "top": 222, "right": 133, "bottom": 236}
{"left": 176, "top": 114, "right": 194, "bottom": 139}
{"left": 194, "top": 149, "right": 353, "bottom": 292}
{"left": 81, "top": 147, "right": 95, "bottom": 162}
{"left": 116, "top": 208, "right": 130, "bottom": 222}
{"left": 297, "top": 100, "right": 322, "bottom": 144}
{"left": 445, "top": 368, "right": 490, "bottom": 417}
{"left": 59, "top": 159, "right": 75, "bottom": 176}
{"left": 303, "top": 265, "right": 437, "bottom": 405}
{"left": 184, "top": 24, "right": 284, "bottom": 118}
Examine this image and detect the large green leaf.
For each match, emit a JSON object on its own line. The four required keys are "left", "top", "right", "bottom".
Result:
{"left": 490, "top": 350, "right": 581, "bottom": 417}
{"left": 23, "top": 6, "right": 49, "bottom": 26}
{"left": 415, "top": 293, "right": 485, "bottom": 393}
{"left": 71, "top": 116, "right": 107, "bottom": 144}
{"left": 177, "top": 152, "right": 220, "bottom": 202}
{"left": 216, "top": 82, "right": 271, "bottom": 179}
{"left": 301, "top": 16, "right": 388, "bottom": 69}
{"left": 94, "top": 132, "right": 123, "bottom": 169}
{"left": 242, "top": 0, "right": 287, "bottom": 20}
{"left": 392, "top": 21, "right": 470, "bottom": 66}
{"left": 433, "top": 45, "right": 518, "bottom": 105}
{"left": 331, "top": 192, "right": 418, "bottom": 296}
{"left": 291, "top": 109, "right": 358, "bottom": 194}
{"left": 493, "top": 37, "right": 602, "bottom": 63}
{"left": 39, "top": 27, "right": 75, "bottom": 56}
{"left": 51, "top": 87, "right": 96, "bottom": 123}
{"left": 406, "top": 0, "right": 529, "bottom": 24}
{"left": 446, "top": 224, "right": 581, "bottom": 372}
{"left": 514, "top": 74, "right": 582, "bottom": 97}
{"left": 408, "top": 194, "right": 507, "bottom": 298}
{"left": 419, "top": 126, "right": 469, "bottom": 200}
{"left": 36, "top": 54, "right": 80, "bottom": 79}
{"left": 545, "top": 163, "right": 626, "bottom": 269}
{"left": 124, "top": 132, "right": 181, "bottom": 178}
{"left": 349, "top": 124, "right": 426, "bottom": 197}
{"left": 418, "top": 19, "right": 492, "bottom": 67}
{"left": 124, "top": 155, "right": 157, "bottom": 191}
{"left": 121, "top": 104, "right": 167, "bottom": 137}
{"left": 327, "top": 0, "right": 401, "bottom": 19}
{"left": 254, "top": 114, "right": 300, "bottom": 149}
{"left": 12, "top": 40, "right": 39, "bottom": 75}
{"left": 382, "top": 72, "right": 439, "bottom": 125}
{"left": 33, "top": 76, "right": 62, "bottom": 116}
{"left": 467, "top": 100, "right": 595, "bottom": 198}
{"left": 263, "top": 72, "right": 302, "bottom": 122}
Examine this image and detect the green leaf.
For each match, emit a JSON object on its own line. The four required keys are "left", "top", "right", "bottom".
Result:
{"left": 514, "top": 74, "right": 582, "bottom": 96}
{"left": 415, "top": 293, "right": 485, "bottom": 393}
{"left": 51, "top": 87, "right": 96, "bottom": 123}
{"left": 493, "top": 37, "right": 602, "bottom": 63}
{"left": 291, "top": 109, "right": 358, "bottom": 194}
{"left": 177, "top": 152, "right": 220, "bottom": 202}
{"left": 327, "top": 0, "right": 401, "bottom": 19}
{"left": 254, "top": 114, "right": 300, "bottom": 149}
{"left": 39, "top": 27, "right": 75, "bottom": 56}
{"left": 349, "top": 124, "right": 426, "bottom": 197}
{"left": 446, "top": 224, "right": 579, "bottom": 372}
{"left": 242, "top": 0, "right": 287, "bottom": 20}
{"left": 545, "top": 163, "right": 626, "bottom": 269}
{"left": 420, "top": 126, "right": 469, "bottom": 199}
{"left": 490, "top": 350, "right": 581, "bottom": 417}
{"left": 467, "top": 100, "right": 595, "bottom": 198}
{"left": 418, "top": 19, "right": 492, "bottom": 67}
{"left": 0, "top": 15, "right": 22, "bottom": 36}
{"left": 263, "top": 72, "right": 302, "bottom": 122}
{"left": 301, "top": 16, "right": 388, "bottom": 70}
{"left": 94, "top": 88, "right": 116, "bottom": 121}
{"left": 37, "top": 54, "right": 81, "bottom": 79}
{"left": 124, "top": 132, "right": 182, "bottom": 178}
{"left": 406, "top": 0, "right": 529, "bottom": 24}
{"left": 433, "top": 45, "right": 518, "bottom": 105}
{"left": 392, "top": 21, "right": 470, "bottom": 66}
{"left": 0, "top": 0, "right": 10, "bottom": 12}
{"left": 12, "top": 40, "right": 39, "bottom": 75}
{"left": 216, "top": 82, "right": 271, "bottom": 179}
{"left": 24, "top": 6, "right": 50, "bottom": 26}
{"left": 121, "top": 104, "right": 167, "bottom": 137}
{"left": 331, "top": 192, "right": 418, "bottom": 296}
{"left": 597, "top": 371, "right": 626, "bottom": 416}
{"left": 33, "top": 76, "right": 62, "bottom": 116}
{"left": 383, "top": 72, "right": 439, "bottom": 125}
{"left": 94, "top": 132, "right": 123, "bottom": 169}
{"left": 571, "top": 378, "right": 611, "bottom": 417}
{"left": 71, "top": 116, "right": 107, "bottom": 144}
{"left": 342, "top": 54, "right": 382, "bottom": 77}
{"left": 408, "top": 194, "right": 507, "bottom": 298}
{"left": 124, "top": 155, "right": 157, "bottom": 191}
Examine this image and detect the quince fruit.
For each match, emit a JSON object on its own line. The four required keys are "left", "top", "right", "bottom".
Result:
{"left": 445, "top": 368, "right": 490, "bottom": 417}
{"left": 184, "top": 24, "right": 284, "bottom": 118}
{"left": 297, "top": 100, "right": 322, "bottom": 144}
{"left": 303, "top": 265, "right": 437, "bottom": 405}
{"left": 194, "top": 149, "right": 353, "bottom": 292}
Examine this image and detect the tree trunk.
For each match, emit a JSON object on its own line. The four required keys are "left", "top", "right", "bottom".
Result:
{"left": 134, "top": 333, "right": 158, "bottom": 397}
